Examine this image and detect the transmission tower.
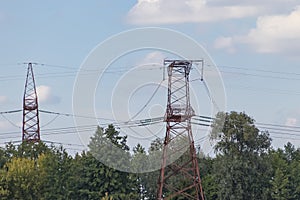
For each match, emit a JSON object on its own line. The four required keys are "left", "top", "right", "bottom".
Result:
{"left": 22, "top": 63, "right": 40, "bottom": 142}
{"left": 157, "top": 60, "right": 205, "bottom": 200}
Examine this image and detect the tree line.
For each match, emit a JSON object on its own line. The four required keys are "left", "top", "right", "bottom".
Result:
{"left": 0, "top": 111, "right": 299, "bottom": 199}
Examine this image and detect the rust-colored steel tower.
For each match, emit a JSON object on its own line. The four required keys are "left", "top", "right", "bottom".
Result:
{"left": 157, "top": 60, "right": 205, "bottom": 200}
{"left": 22, "top": 63, "right": 40, "bottom": 142}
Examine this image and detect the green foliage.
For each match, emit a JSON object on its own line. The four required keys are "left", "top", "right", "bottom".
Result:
{"left": 101, "top": 192, "right": 113, "bottom": 200}
{"left": 0, "top": 148, "right": 6, "bottom": 167}
{"left": 86, "top": 124, "right": 139, "bottom": 199}
{"left": 0, "top": 142, "right": 73, "bottom": 200}
{"left": 38, "top": 149, "right": 73, "bottom": 199}
{"left": 199, "top": 156, "right": 217, "bottom": 199}
{"left": 269, "top": 143, "right": 300, "bottom": 200}
{"left": 211, "top": 111, "right": 271, "bottom": 155}
{"left": 211, "top": 111, "right": 272, "bottom": 199}
{"left": 202, "top": 174, "right": 218, "bottom": 199}
{"left": 1, "top": 157, "right": 39, "bottom": 199}
{"left": 0, "top": 116, "right": 299, "bottom": 199}
{"left": 4, "top": 141, "right": 51, "bottom": 160}
{"left": 271, "top": 168, "right": 290, "bottom": 200}
{"left": 88, "top": 125, "right": 131, "bottom": 172}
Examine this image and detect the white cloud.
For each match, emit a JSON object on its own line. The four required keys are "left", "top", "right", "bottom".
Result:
{"left": 244, "top": 6, "right": 300, "bottom": 53}
{"left": 127, "top": 0, "right": 261, "bottom": 25}
{"left": 36, "top": 85, "right": 60, "bottom": 105}
{"left": 214, "top": 36, "right": 235, "bottom": 53}
{"left": 208, "top": 0, "right": 300, "bottom": 19}
{"left": 285, "top": 118, "right": 297, "bottom": 126}
{"left": 37, "top": 85, "right": 51, "bottom": 102}
{"left": 208, "top": 0, "right": 299, "bottom": 9}
{"left": 215, "top": 6, "right": 300, "bottom": 54}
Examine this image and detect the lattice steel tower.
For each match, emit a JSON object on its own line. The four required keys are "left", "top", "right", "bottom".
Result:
{"left": 157, "top": 60, "right": 204, "bottom": 200}
{"left": 22, "top": 63, "right": 40, "bottom": 142}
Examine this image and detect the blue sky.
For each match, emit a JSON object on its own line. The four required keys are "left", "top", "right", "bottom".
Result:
{"left": 0, "top": 0, "right": 300, "bottom": 152}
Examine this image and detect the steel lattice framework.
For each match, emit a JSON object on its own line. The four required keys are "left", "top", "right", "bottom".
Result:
{"left": 157, "top": 60, "right": 205, "bottom": 200}
{"left": 22, "top": 63, "right": 40, "bottom": 142}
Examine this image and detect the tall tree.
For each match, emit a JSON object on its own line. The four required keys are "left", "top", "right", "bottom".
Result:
{"left": 211, "top": 111, "right": 272, "bottom": 199}
{"left": 88, "top": 125, "right": 130, "bottom": 171}
{"left": 0, "top": 157, "right": 39, "bottom": 199}
{"left": 37, "top": 148, "right": 73, "bottom": 199}
{"left": 269, "top": 143, "right": 300, "bottom": 200}
{"left": 283, "top": 143, "right": 300, "bottom": 199}
{"left": 144, "top": 138, "right": 163, "bottom": 200}
{"left": 199, "top": 156, "right": 218, "bottom": 200}
{"left": 131, "top": 143, "right": 148, "bottom": 199}
{"left": 87, "top": 125, "right": 138, "bottom": 199}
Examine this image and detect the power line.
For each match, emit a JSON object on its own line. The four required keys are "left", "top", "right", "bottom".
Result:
{"left": 40, "top": 114, "right": 60, "bottom": 128}
{"left": 2, "top": 62, "right": 300, "bottom": 81}
{"left": 39, "top": 110, "right": 114, "bottom": 121}
{"left": 0, "top": 118, "right": 165, "bottom": 140}
{"left": 0, "top": 62, "right": 164, "bottom": 82}
{"left": 128, "top": 80, "right": 165, "bottom": 121}
{"left": 218, "top": 65, "right": 300, "bottom": 77}
{"left": 257, "top": 122, "right": 300, "bottom": 129}
{"left": 0, "top": 140, "right": 87, "bottom": 151}
{"left": 191, "top": 76, "right": 223, "bottom": 112}
{"left": 227, "top": 85, "right": 300, "bottom": 96}
{"left": 219, "top": 70, "right": 300, "bottom": 81}
{"left": 40, "top": 110, "right": 165, "bottom": 128}
{"left": 1, "top": 121, "right": 300, "bottom": 150}
{"left": 43, "top": 140, "right": 84, "bottom": 147}
{"left": 191, "top": 122, "right": 211, "bottom": 127}
{"left": 10, "top": 62, "right": 300, "bottom": 77}
{"left": 193, "top": 117, "right": 213, "bottom": 123}
{"left": 4, "top": 108, "right": 299, "bottom": 138}
{"left": 0, "top": 110, "right": 22, "bottom": 129}
{"left": 0, "top": 113, "right": 21, "bottom": 129}
{"left": 2, "top": 62, "right": 300, "bottom": 83}
{"left": 0, "top": 126, "right": 98, "bottom": 140}
{"left": 268, "top": 131, "right": 300, "bottom": 138}
{"left": 2, "top": 109, "right": 300, "bottom": 135}
{"left": 202, "top": 79, "right": 221, "bottom": 111}
{"left": 2, "top": 110, "right": 300, "bottom": 148}
{"left": 258, "top": 126, "right": 300, "bottom": 134}
{"left": 272, "top": 136, "right": 300, "bottom": 141}
{"left": 0, "top": 110, "right": 22, "bottom": 114}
